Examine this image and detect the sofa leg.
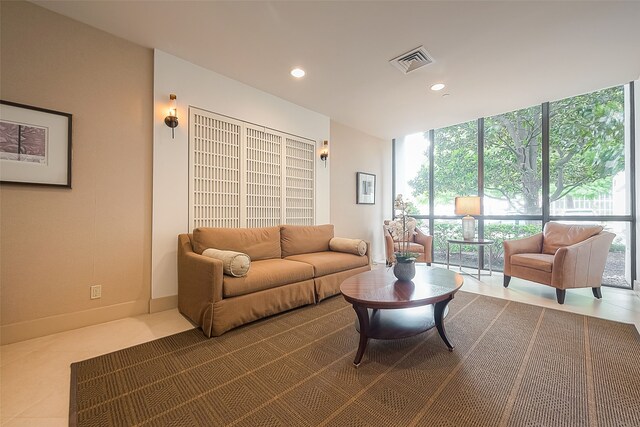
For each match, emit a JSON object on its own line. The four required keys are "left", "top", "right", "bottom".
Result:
{"left": 592, "top": 287, "right": 602, "bottom": 299}
{"left": 503, "top": 275, "right": 511, "bottom": 288}
{"left": 427, "top": 262, "right": 431, "bottom": 267}
{"left": 556, "top": 289, "right": 566, "bottom": 304}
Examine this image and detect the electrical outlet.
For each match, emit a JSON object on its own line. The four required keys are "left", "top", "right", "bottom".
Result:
{"left": 90, "top": 285, "right": 101, "bottom": 299}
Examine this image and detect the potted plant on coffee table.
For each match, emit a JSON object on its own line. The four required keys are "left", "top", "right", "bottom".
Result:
{"left": 390, "top": 194, "right": 419, "bottom": 281}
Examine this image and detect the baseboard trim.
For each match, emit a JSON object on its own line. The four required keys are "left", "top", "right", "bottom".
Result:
{"left": 1, "top": 299, "right": 149, "bottom": 345}
{"left": 149, "top": 295, "right": 178, "bottom": 313}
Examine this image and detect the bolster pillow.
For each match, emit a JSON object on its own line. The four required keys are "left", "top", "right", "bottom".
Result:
{"left": 202, "top": 248, "right": 251, "bottom": 277}
{"left": 329, "top": 237, "right": 367, "bottom": 256}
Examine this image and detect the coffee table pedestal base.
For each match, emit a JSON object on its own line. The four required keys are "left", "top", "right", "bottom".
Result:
{"left": 351, "top": 296, "right": 454, "bottom": 366}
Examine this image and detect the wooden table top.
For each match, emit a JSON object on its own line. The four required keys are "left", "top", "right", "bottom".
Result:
{"left": 340, "top": 266, "right": 463, "bottom": 309}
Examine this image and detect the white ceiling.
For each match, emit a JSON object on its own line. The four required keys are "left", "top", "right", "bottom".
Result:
{"left": 34, "top": 1, "right": 640, "bottom": 140}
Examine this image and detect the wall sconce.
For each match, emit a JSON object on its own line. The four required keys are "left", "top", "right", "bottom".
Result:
{"left": 320, "top": 140, "right": 329, "bottom": 167}
{"left": 164, "top": 94, "right": 178, "bottom": 139}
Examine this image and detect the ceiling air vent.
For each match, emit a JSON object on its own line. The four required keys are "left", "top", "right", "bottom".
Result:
{"left": 389, "top": 46, "right": 434, "bottom": 74}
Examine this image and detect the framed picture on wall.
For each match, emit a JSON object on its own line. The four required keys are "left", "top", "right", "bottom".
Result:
{"left": 0, "top": 100, "right": 72, "bottom": 188}
{"left": 356, "top": 172, "right": 376, "bottom": 204}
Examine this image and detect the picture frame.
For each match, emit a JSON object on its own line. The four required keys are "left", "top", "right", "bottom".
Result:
{"left": 0, "top": 100, "right": 72, "bottom": 188}
{"left": 356, "top": 172, "right": 376, "bottom": 204}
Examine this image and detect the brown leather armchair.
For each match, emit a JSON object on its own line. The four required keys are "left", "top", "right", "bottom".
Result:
{"left": 383, "top": 220, "right": 433, "bottom": 266}
{"left": 503, "top": 222, "right": 615, "bottom": 304}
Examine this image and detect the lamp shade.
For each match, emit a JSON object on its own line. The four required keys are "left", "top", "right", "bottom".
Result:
{"left": 455, "top": 196, "right": 481, "bottom": 216}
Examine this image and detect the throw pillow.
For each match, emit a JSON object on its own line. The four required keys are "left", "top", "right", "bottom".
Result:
{"left": 202, "top": 248, "right": 251, "bottom": 277}
{"left": 329, "top": 237, "right": 367, "bottom": 256}
{"left": 388, "top": 217, "right": 417, "bottom": 242}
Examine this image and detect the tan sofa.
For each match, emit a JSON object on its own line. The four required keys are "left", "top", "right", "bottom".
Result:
{"left": 503, "top": 222, "right": 615, "bottom": 304}
{"left": 178, "top": 224, "right": 371, "bottom": 337}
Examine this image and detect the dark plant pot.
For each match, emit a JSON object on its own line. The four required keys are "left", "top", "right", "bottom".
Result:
{"left": 393, "top": 260, "right": 416, "bottom": 281}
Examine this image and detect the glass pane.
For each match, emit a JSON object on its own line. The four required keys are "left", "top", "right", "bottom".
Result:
{"left": 549, "top": 86, "right": 629, "bottom": 216}
{"left": 603, "top": 221, "right": 631, "bottom": 288}
{"left": 483, "top": 220, "right": 543, "bottom": 272}
{"left": 433, "top": 121, "right": 478, "bottom": 215}
{"left": 395, "top": 132, "right": 429, "bottom": 215}
{"left": 484, "top": 106, "right": 542, "bottom": 215}
{"left": 433, "top": 219, "right": 476, "bottom": 268}
{"left": 414, "top": 220, "right": 429, "bottom": 234}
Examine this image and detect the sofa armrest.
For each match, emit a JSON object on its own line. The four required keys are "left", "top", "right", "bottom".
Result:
{"left": 551, "top": 231, "right": 615, "bottom": 289}
{"left": 414, "top": 228, "right": 433, "bottom": 262}
{"left": 503, "top": 233, "right": 543, "bottom": 275}
{"left": 178, "top": 234, "right": 224, "bottom": 336}
{"left": 364, "top": 240, "right": 372, "bottom": 265}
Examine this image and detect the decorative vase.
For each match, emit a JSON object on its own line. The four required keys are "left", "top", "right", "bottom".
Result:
{"left": 393, "top": 260, "right": 416, "bottom": 281}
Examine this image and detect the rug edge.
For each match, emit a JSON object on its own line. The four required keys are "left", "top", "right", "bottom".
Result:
{"left": 460, "top": 289, "right": 640, "bottom": 329}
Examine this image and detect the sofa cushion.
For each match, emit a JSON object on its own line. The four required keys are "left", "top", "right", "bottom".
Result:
{"left": 329, "top": 237, "right": 367, "bottom": 256}
{"left": 193, "top": 226, "right": 281, "bottom": 261}
{"left": 223, "top": 259, "right": 314, "bottom": 298}
{"left": 542, "top": 222, "right": 603, "bottom": 255}
{"left": 511, "top": 253, "right": 555, "bottom": 273}
{"left": 285, "top": 251, "right": 369, "bottom": 277}
{"left": 202, "top": 248, "right": 250, "bottom": 277}
{"left": 280, "top": 224, "right": 334, "bottom": 258}
{"left": 393, "top": 242, "right": 425, "bottom": 254}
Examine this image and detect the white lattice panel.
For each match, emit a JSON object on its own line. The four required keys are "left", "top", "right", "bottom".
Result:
{"left": 245, "top": 125, "right": 282, "bottom": 227}
{"left": 189, "top": 108, "right": 242, "bottom": 229}
{"left": 285, "top": 136, "right": 315, "bottom": 225}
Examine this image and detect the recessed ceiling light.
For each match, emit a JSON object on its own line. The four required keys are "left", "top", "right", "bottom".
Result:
{"left": 290, "top": 68, "right": 305, "bottom": 78}
{"left": 431, "top": 83, "right": 445, "bottom": 91}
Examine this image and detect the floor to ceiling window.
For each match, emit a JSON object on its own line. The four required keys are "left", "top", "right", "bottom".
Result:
{"left": 393, "top": 83, "right": 635, "bottom": 288}
{"left": 548, "top": 86, "right": 632, "bottom": 287}
{"left": 484, "top": 106, "right": 542, "bottom": 216}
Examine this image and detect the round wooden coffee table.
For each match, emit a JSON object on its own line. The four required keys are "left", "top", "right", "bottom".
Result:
{"left": 340, "top": 266, "right": 463, "bottom": 366}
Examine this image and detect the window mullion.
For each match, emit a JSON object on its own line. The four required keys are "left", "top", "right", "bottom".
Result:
{"left": 542, "top": 102, "right": 550, "bottom": 230}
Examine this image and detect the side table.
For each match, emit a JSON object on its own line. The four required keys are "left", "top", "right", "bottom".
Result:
{"left": 446, "top": 238, "right": 495, "bottom": 280}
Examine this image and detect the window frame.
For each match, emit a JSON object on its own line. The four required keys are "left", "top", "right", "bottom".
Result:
{"left": 392, "top": 82, "right": 636, "bottom": 289}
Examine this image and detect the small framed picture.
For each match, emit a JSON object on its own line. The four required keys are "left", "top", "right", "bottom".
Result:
{"left": 356, "top": 172, "right": 376, "bottom": 204}
{"left": 0, "top": 100, "right": 72, "bottom": 188}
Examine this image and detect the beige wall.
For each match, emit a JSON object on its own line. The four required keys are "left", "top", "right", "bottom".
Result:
{"left": 0, "top": 1, "right": 153, "bottom": 343}
{"left": 330, "top": 120, "right": 391, "bottom": 263}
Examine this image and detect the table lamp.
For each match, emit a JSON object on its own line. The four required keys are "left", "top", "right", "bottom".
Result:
{"left": 455, "top": 196, "right": 481, "bottom": 240}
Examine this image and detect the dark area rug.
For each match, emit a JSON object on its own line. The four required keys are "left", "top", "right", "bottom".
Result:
{"left": 70, "top": 292, "right": 640, "bottom": 426}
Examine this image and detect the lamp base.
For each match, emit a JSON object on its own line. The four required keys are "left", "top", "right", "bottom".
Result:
{"left": 462, "top": 216, "right": 475, "bottom": 240}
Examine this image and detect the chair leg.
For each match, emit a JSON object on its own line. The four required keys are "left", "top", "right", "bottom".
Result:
{"left": 592, "top": 287, "right": 602, "bottom": 299}
{"left": 556, "top": 289, "right": 566, "bottom": 304}
{"left": 503, "top": 275, "right": 511, "bottom": 288}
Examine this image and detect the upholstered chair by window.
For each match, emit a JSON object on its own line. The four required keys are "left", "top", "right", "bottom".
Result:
{"left": 383, "top": 220, "right": 433, "bottom": 267}
{"left": 503, "top": 222, "right": 615, "bottom": 304}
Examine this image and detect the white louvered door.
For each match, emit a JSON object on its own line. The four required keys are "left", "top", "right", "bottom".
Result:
{"left": 284, "top": 136, "right": 315, "bottom": 225}
{"left": 189, "top": 108, "right": 315, "bottom": 230}
{"left": 245, "top": 125, "right": 282, "bottom": 227}
{"left": 189, "top": 109, "right": 244, "bottom": 229}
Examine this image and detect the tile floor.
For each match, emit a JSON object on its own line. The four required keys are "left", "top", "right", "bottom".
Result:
{"left": 2, "top": 266, "right": 639, "bottom": 426}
